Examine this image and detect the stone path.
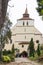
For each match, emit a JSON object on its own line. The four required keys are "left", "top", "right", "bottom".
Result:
{"left": 15, "top": 58, "right": 42, "bottom": 65}
{"left": 0, "top": 58, "right": 42, "bottom": 65}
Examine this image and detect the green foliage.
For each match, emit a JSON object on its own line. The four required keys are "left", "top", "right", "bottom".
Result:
{"left": 37, "top": 44, "right": 41, "bottom": 56}
{"left": 41, "top": 9, "right": 43, "bottom": 15}
{"left": 3, "top": 49, "right": 12, "bottom": 55}
{"left": 29, "top": 38, "right": 35, "bottom": 57}
{"left": 8, "top": 54, "right": 15, "bottom": 61}
{"left": 37, "top": 0, "right": 41, "bottom": 2}
{"left": 3, "top": 49, "right": 7, "bottom": 55}
{"left": 40, "top": 44, "right": 43, "bottom": 50}
{"left": 0, "top": 16, "right": 12, "bottom": 50}
{"left": 2, "top": 49, "right": 15, "bottom": 62}
{"left": 12, "top": 44, "right": 15, "bottom": 54}
{"left": 2, "top": 54, "right": 15, "bottom": 62}
{"left": 29, "top": 50, "right": 43, "bottom": 61}
{"left": 0, "top": 16, "right": 12, "bottom": 60}
{"left": 29, "top": 56, "right": 38, "bottom": 61}
{"left": 36, "top": 0, "right": 43, "bottom": 20}
{"left": 2, "top": 55, "right": 11, "bottom": 62}
{"left": 41, "top": 50, "right": 43, "bottom": 56}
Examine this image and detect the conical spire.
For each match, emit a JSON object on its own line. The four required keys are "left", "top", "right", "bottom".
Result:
{"left": 17, "top": 5, "right": 34, "bottom": 21}
{"left": 25, "top": 4, "right": 28, "bottom": 14}
{"left": 23, "top": 5, "right": 29, "bottom": 17}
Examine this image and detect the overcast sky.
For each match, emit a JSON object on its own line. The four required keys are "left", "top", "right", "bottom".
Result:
{"left": 7, "top": 0, "right": 43, "bottom": 34}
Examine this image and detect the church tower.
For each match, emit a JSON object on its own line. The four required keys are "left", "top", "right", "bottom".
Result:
{"left": 17, "top": 5, "right": 34, "bottom": 26}
{"left": 4, "top": 5, "right": 43, "bottom": 54}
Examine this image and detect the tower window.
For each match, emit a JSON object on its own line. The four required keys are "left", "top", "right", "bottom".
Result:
{"left": 23, "top": 22, "right": 24, "bottom": 26}
{"left": 22, "top": 45, "right": 24, "bottom": 48}
{"left": 27, "top": 22, "right": 28, "bottom": 26}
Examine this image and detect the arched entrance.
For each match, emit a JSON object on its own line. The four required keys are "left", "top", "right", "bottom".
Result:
{"left": 19, "top": 42, "right": 29, "bottom": 57}
{"left": 19, "top": 51, "right": 28, "bottom": 57}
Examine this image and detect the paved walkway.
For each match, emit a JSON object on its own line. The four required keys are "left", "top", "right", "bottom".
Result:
{"left": 0, "top": 58, "right": 42, "bottom": 65}
{"left": 15, "top": 58, "right": 29, "bottom": 62}
{"left": 15, "top": 58, "right": 42, "bottom": 65}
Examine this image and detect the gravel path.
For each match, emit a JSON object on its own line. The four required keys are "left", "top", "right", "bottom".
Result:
{"left": 0, "top": 58, "right": 42, "bottom": 65}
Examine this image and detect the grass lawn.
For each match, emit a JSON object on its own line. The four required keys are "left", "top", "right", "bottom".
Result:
{"left": 29, "top": 54, "right": 39, "bottom": 61}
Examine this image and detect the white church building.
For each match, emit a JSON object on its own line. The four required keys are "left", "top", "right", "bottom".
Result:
{"left": 5, "top": 6, "right": 43, "bottom": 53}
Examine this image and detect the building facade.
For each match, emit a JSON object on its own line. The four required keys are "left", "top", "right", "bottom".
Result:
{"left": 4, "top": 6, "right": 43, "bottom": 53}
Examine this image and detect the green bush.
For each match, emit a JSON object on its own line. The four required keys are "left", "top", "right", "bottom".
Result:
{"left": 41, "top": 50, "right": 43, "bottom": 56}
{"left": 29, "top": 56, "right": 38, "bottom": 61}
{"left": 10, "top": 56, "right": 14, "bottom": 61}
{"left": 37, "top": 44, "right": 41, "bottom": 56}
{"left": 3, "top": 49, "right": 12, "bottom": 55}
{"left": 8, "top": 54, "right": 15, "bottom": 61}
{"left": 40, "top": 45, "right": 43, "bottom": 50}
{"left": 29, "top": 38, "right": 35, "bottom": 57}
{"left": 29, "top": 53, "right": 39, "bottom": 61}
{"left": 2, "top": 55, "right": 11, "bottom": 62}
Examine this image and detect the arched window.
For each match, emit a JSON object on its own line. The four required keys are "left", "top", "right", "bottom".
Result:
{"left": 23, "top": 22, "right": 24, "bottom": 26}
{"left": 27, "top": 22, "right": 28, "bottom": 26}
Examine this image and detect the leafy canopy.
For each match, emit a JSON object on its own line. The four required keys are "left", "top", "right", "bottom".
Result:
{"left": 36, "top": 0, "right": 43, "bottom": 20}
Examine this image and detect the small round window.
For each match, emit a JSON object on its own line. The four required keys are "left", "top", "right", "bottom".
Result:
{"left": 22, "top": 45, "right": 24, "bottom": 48}
{"left": 36, "top": 40, "right": 39, "bottom": 43}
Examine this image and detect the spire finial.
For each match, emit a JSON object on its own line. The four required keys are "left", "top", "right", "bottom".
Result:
{"left": 25, "top": 4, "right": 28, "bottom": 14}
{"left": 26, "top": 4, "right": 27, "bottom": 8}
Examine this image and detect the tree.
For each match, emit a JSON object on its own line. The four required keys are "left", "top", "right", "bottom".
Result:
{"left": 36, "top": 0, "right": 43, "bottom": 20}
{"left": 40, "top": 44, "right": 43, "bottom": 50}
{"left": 0, "top": 15, "right": 12, "bottom": 60}
{"left": 12, "top": 44, "right": 15, "bottom": 55}
{"left": 1, "top": 16, "right": 12, "bottom": 47}
{"left": 37, "top": 43, "right": 41, "bottom": 56}
{"left": 29, "top": 38, "right": 35, "bottom": 57}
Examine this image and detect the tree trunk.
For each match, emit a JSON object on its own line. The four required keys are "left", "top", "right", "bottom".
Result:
{"left": 0, "top": 31, "right": 3, "bottom": 61}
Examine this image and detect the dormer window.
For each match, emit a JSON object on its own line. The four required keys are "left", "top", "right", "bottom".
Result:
{"left": 23, "top": 22, "right": 24, "bottom": 26}
{"left": 27, "top": 22, "right": 28, "bottom": 26}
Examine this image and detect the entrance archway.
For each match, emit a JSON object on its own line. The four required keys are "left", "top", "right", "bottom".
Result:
{"left": 19, "top": 51, "right": 28, "bottom": 57}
